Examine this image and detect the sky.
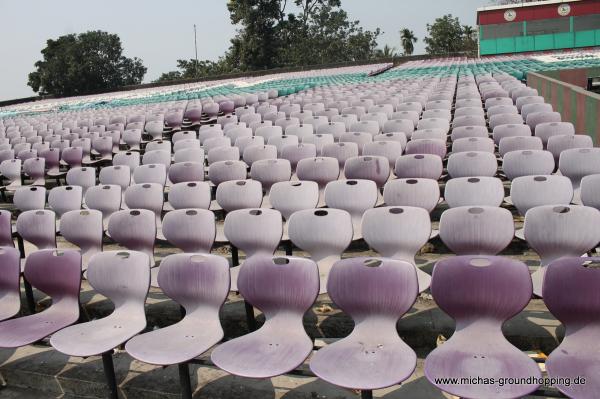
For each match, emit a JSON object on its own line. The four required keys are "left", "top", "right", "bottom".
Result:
{"left": 0, "top": 0, "right": 488, "bottom": 101}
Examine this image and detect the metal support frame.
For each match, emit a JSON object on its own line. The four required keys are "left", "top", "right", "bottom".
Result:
{"left": 361, "top": 390, "right": 373, "bottom": 399}
{"left": 101, "top": 351, "right": 119, "bottom": 399}
{"left": 244, "top": 300, "right": 257, "bottom": 331}
{"left": 178, "top": 363, "right": 193, "bottom": 399}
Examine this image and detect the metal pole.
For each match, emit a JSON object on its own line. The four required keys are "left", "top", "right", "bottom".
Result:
{"left": 361, "top": 390, "right": 373, "bottom": 399}
{"left": 178, "top": 363, "right": 193, "bottom": 399}
{"left": 194, "top": 24, "right": 199, "bottom": 78}
{"left": 101, "top": 351, "right": 119, "bottom": 399}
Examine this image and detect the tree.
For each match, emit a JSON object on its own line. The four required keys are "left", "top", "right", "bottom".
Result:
{"left": 154, "top": 59, "right": 231, "bottom": 83}
{"left": 424, "top": 14, "right": 478, "bottom": 56}
{"left": 400, "top": 28, "right": 418, "bottom": 56}
{"left": 374, "top": 45, "right": 398, "bottom": 59}
{"left": 28, "top": 31, "right": 146, "bottom": 96}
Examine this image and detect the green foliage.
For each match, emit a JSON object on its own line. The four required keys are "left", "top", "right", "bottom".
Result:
{"left": 424, "top": 14, "right": 477, "bottom": 56}
{"left": 400, "top": 28, "right": 417, "bottom": 56}
{"left": 28, "top": 30, "right": 146, "bottom": 96}
{"left": 156, "top": 0, "right": 381, "bottom": 83}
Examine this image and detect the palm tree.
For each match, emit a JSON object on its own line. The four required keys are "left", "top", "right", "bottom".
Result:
{"left": 400, "top": 28, "right": 418, "bottom": 56}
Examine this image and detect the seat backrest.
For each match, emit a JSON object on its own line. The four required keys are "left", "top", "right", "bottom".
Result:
{"left": 502, "top": 150, "right": 555, "bottom": 180}
{"left": 86, "top": 251, "right": 149, "bottom": 312}
{"left": 66, "top": 167, "right": 96, "bottom": 193}
{"left": 16, "top": 210, "right": 56, "bottom": 249}
{"left": 295, "top": 157, "right": 340, "bottom": 188}
{"left": 237, "top": 255, "right": 319, "bottom": 317}
{"left": 362, "top": 206, "right": 430, "bottom": 263}
{"left": 324, "top": 179, "right": 378, "bottom": 220}
{"left": 498, "top": 136, "right": 543, "bottom": 157}
{"left": 158, "top": 253, "right": 230, "bottom": 313}
{"left": 162, "top": 209, "right": 215, "bottom": 253}
{"left": 383, "top": 178, "right": 440, "bottom": 212}
{"left": 107, "top": 209, "right": 156, "bottom": 257}
{"left": 268, "top": 181, "right": 319, "bottom": 220}
{"left": 444, "top": 177, "right": 504, "bottom": 208}
{"left": 133, "top": 163, "right": 167, "bottom": 186}
{"left": 99, "top": 165, "right": 131, "bottom": 189}
{"left": 524, "top": 205, "right": 600, "bottom": 265}
{"left": 124, "top": 183, "right": 164, "bottom": 215}
{"left": 250, "top": 159, "right": 292, "bottom": 190}
{"left": 224, "top": 209, "right": 282, "bottom": 256}
{"left": 48, "top": 186, "right": 82, "bottom": 217}
{"left": 510, "top": 175, "right": 573, "bottom": 216}
{"left": 344, "top": 156, "right": 390, "bottom": 187}
{"left": 440, "top": 206, "right": 514, "bottom": 255}
{"left": 60, "top": 209, "right": 103, "bottom": 254}
{"left": 208, "top": 160, "right": 248, "bottom": 186}
{"left": 431, "top": 256, "right": 531, "bottom": 320}
{"left": 395, "top": 154, "right": 443, "bottom": 180}
{"left": 0, "top": 210, "right": 14, "bottom": 247}
{"left": 288, "top": 208, "right": 352, "bottom": 262}
{"left": 24, "top": 249, "right": 81, "bottom": 305}
{"left": 447, "top": 151, "right": 497, "bottom": 178}
{"left": 14, "top": 186, "right": 46, "bottom": 212}
{"left": 215, "top": 179, "right": 263, "bottom": 212}
{"left": 167, "top": 182, "right": 211, "bottom": 210}
{"left": 543, "top": 256, "right": 600, "bottom": 327}
{"left": 328, "top": 257, "right": 418, "bottom": 321}
{"left": 168, "top": 162, "right": 204, "bottom": 184}
{"left": 559, "top": 148, "right": 600, "bottom": 189}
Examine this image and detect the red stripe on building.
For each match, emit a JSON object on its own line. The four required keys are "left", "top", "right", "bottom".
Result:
{"left": 478, "top": 0, "right": 600, "bottom": 25}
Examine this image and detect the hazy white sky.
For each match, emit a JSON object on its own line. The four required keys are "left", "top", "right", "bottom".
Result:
{"left": 0, "top": 0, "right": 487, "bottom": 100}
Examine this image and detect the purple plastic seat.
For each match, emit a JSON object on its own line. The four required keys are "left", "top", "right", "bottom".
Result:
{"left": 113, "top": 151, "right": 140, "bottom": 174}
{"left": 168, "top": 162, "right": 204, "bottom": 184}
{"left": 394, "top": 154, "right": 443, "bottom": 180}
{"left": 13, "top": 186, "right": 46, "bottom": 212}
{"left": 451, "top": 137, "right": 494, "bottom": 153}
{"left": 0, "top": 247, "right": 21, "bottom": 321}
{"left": 296, "top": 157, "right": 340, "bottom": 203}
{"left": 85, "top": 185, "right": 122, "bottom": 230}
{"left": 162, "top": 209, "right": 215, "bottom": 253}
{"left": 269, "top": 180, "right": 319, "bottom": 224}
{"left": 543, "top": 257, "right": 600, "bottom": 399}
{"left": 211, "top": 255, "right": 319, "bottom": 378}
{"left": 581, "top": 174, "right": 600, "bottom": 211}
{"left": 510, "top": 175, "right": 573, "bottom": 216}
{"left": 99, "top": 165, "right": 131, "bottom": 191}
{"left": 288, "top": 209, "right": 352, "bottom": 293}
{"left": 404, "top": 139, "right": 447, "bottom": 159}
{"left": 492, "top": 123, "right": 532, "bottom": 144}
{"left": 499, "top": 136, "right": 543, "bottom": 157}
{"left": 361, "top": 206, "right": 432, "bottom": 291}
{"left": 535, "top": 121, "right": 574, "bottom": 148}
{"left": 0, "top": 159, "right": 22, "bottom": 191}
{"left": 502, "top": 150, "right": 555, "bottom": 180}
{"left": 66, "top": 167, "right": 96, "bottom": 197}
{"left": 522, "top": 103, "right": 553, "bottom": 122}
{"left": 339, "top": 132, "right": 372, "bottom": 155}
{"left": 124, "top": 183, "right": 164, "bottom": 236}
{"left": 0, "top": 210, "right": 14, "bottom": 247}
{"left": 447, "top": 151, "right": 497, "bottom": 178}
{"left": 440, "top": 206, "right": 514, "bottom": 254}
{"left": 524, "top": 205, "right": 600, "bottom": 296}
{"left": 60, "top": 209, "right": 103, "bottom": 271}
{"left": 207, "top": 146, "right": 239, "bottom": 165}
{"left": 362, "top": 141, "right": 403, "bottom": 170}
{"left": 547, "top": 134, "right": 593, "bottom": 163}
{"left": 324, "top": 180, "right": 377, "bottom": 239}
{"left": 344, "top": 156, "right": 390, "bottom": 188}
{"left": 225, "top": 208, "right": 283, "bottom": 290}
{"left": 250, "top": 159, "right": 291, "bottom": 191}
{"left": 50, "top": 250, "right": 149, "bottom": 397}
{"left": 48, "top": 185, "right": 82, "bottom": 220}
{"left": 23, "top": 157, "right": 45, "bottom": 186}
{"left": 383, "top": 178, "right": 440, "bottom": 213}
{"left": 215, "top": 179, "right": 263, "bottom": 212}
{"left": 425, "top": 255, "right": 541, "bottom": 398}
{"left": 166, "top": 182, "right": 211, "bottom": 211}
{"left": 527, "top": 111, "right": 561, "bottom": 132}
{"left": 108, "top": 209, "right": 156, "bottom": 265}
{"left": 309, "top": 257, "right": 418, "bottom": 391}
{"left": 133, "top": 163, "right": 167, "bottom": 186}
{"left": 321, "top": 142, "right": 359, "bottom": 171}
{"left": 16, "top": 210, "right": 56, "bottom": 259}
{"left": 0, "top": 249, "right": 81, "bottom": 348}
{"left": 126, "top": 253, "right": 229, "bottom": 365}
{"left": 208, "top": 160, "right": 247, "bottom": 186}
{"left": 450, "top": 125, "right": 488, "bottom": 141}
{"left": 559, "top": 148, "right": 600, "bottom": 190}
{"left": 444, "top": 177, "right": 504, "bottom": 208}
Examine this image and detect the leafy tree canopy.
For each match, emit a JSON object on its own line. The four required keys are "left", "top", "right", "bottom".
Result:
{"left": 424, "top": 14, "right": 478, "bottom": 56}
{"left": 28, "top": 30, "right": 147, "bottom": 96}
{"left": 156, "top": 0, "right": 381, "bottom": 82}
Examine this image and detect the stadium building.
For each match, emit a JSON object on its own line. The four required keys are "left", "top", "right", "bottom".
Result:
{"left": 477, "top": 0, "right": 600, "bottom": 56}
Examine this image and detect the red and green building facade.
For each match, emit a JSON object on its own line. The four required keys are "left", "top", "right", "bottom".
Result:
{"left": 477, "top": 0, "right": 600, "bottom": 56}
